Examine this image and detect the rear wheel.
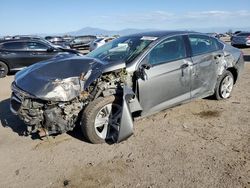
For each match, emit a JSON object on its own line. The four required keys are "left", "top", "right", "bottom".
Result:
{"left": 214, "top": 71, "right": 234, "bottom": 100}
{"left": 0, "top": 61, "right": 8, "bottom": 78}
{"left": 81, "top": 95, "right": 122, "bottom": 144}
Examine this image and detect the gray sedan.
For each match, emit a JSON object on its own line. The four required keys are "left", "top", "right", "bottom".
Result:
{"left": 10, "top": 31, "right": 245, "bottom": 144}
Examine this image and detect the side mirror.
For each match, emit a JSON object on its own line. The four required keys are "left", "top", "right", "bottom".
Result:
{"left": 47, "top": 47, "right": 54, "bottom": 52}
{"left": 136, "top": 63, "right": 152, "bottom": 80}
{"left": 141, "top": 63, "right": 152, "bottom": 70}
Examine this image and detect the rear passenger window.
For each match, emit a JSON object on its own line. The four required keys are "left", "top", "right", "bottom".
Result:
{"left": 2, "top": 42, "right": 25, "bottom": 50}
{"left": 148, "top": 36, "right": 186, "bottom": 65}
{"left": 189, "top": 35, "right": 218, "bottom": 56}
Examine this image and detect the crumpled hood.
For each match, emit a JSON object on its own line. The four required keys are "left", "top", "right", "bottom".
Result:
{"left": 14, "top": 55, "right": 126, "bottom": 102}
{"left": 14, "top": 56, "right": 105, "bottom": 101}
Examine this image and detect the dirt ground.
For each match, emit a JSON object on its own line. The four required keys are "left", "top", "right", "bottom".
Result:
{"left": 0, "top": 47, "right": 250, "bottom": 188}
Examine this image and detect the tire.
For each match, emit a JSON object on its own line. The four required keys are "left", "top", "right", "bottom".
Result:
{"left": 214, "top": 70, "right": 234, "bottom": 100}
{"left": 81, "top": 95, "right": 122, "bottom": 144}
{"left": 0, "top": 61, "right": 8, "bottom": 78}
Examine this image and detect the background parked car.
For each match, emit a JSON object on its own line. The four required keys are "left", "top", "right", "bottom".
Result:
{"left": 69, "top": 35, "right": 97, "bottom": 52}
{"left": 3, "top": 36, "right": 13, "bottom": 40}
{"left": 1, "top": 35, "right": 42, "bottom": 41}
{"left": 62, "top": 35, "right": 75, "bottom": 42}
{"left": 231, "top": 32, "right": 250, "bottom": 47}
{"left": 234, "top": 31, "right": 242, "bottom": 35}
{"left": 230, "top": 31, "right": 242, "bottom": 41}
{"left": 89, "top": 37, "right": 115, "bottom": 51}
{"left": 45, "top": 36, "right": 70, "bottom": 49}
{"left": 0, "top": 38, "right": 79, "bottom": 78}
{"left": 205, "top": 33, "right": 220, "bottom": 39}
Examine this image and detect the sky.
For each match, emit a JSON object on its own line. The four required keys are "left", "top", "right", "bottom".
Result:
{"left": 1, "top": 0, "right": 250, "bottom": 35}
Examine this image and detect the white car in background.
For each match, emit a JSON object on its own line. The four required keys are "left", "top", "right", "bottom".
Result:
{"left": 89, "top": 37, "right": 115, "bottom": 51}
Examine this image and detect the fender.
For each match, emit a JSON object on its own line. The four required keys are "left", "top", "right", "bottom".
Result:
{"left": 117, "top": 85, "right": 142, "bottom": 142}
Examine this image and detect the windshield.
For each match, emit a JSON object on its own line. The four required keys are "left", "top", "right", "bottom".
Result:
{"left": 87, "top": 36, "right": 155, "bottom": 63}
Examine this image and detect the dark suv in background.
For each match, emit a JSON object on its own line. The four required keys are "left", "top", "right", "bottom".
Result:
{"left": 0, "top": 39, "right": 79, "bottom": 78}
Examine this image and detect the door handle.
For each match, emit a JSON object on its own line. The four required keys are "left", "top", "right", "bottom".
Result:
{"left": 181, "top": 61, "right": 192, "bottom": 69}
{"left": 181, "top": 63, "right": 189, "bottom": 69}
{"left": 181, "top": 63, "right": 190, "bottom": 77}
{"left": 181, "top": 61, "right": 194, "bottom": 77}
{"left": 214, "top": 54, "right": 222, "bottom": 59}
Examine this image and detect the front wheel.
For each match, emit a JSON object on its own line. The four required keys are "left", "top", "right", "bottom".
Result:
{"left": 214, "top": 71, "right": 234, "bottom": 100}
{"left": 81, "top": 95, "right": 122, "bottom": 144}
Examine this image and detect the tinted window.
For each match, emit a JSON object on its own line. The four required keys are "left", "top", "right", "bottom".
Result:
{"left": 2, "top": 42, "right": 25, "bottom": 50}
{"left": 189, "top": 35, "right": 218, "bottom": 56}
{"left": 72, "top": 38, "right": 84, "bottom": 43}
{"left": 74, "top": 36, "right": 97, "bottom": 43}
{"left": 26, "top": 42, "right": 48, "bottom": 50}
{"left": 148, "top": 36, "right": 186, "bottom": 65}
{"left": 50, "top": 37, "right": 64, "bottom": 42}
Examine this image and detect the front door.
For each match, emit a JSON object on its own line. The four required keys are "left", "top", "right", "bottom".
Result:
{"left": 25, "top": 41, "right": 56, "bottom": 65}
{"left": 137, "top": 35, "right": 192, "bottom": 116}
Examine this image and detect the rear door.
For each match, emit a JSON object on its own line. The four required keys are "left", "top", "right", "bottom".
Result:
{"left": 188, "top": 34, "right": 222, "bottom": 98}
{"left": 137, "top": 35, "right": 192, "bottom": 115}
{"left": 0, "top": 41, "right": 29, "bottom": 69}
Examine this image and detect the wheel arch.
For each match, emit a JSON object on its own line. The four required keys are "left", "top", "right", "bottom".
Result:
{"left": 0, "top": 59, "right": 10, "bottom": 72}
{"left": 226, "top": 67, "right": 238, "bottom": 84}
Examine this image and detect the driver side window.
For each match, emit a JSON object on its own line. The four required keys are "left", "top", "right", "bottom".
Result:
{"left": 148, "top": 36, "right": 186, "bottom": 65}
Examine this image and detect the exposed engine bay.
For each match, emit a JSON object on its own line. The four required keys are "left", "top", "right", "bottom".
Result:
{"left": 11, "top": 68, "right": 134, "bottom": 139}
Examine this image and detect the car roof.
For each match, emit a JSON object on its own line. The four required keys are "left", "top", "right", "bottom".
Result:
{"left": 235, "top": 32, "right": 250, "bottom": 36}
{"left": 238, "top": 32, "right": 250, "bottom": 34}
{"left": 46, "top": 36, "right": 63, "bottom": 38}
{"left": 0, "top": 38, "right": 48, "bottom": 44}
{"left": 76, "top": 35, "right": 96, "bottom": 38}
{"left": 125, "top": 30, "right": 199, "bottom": 38}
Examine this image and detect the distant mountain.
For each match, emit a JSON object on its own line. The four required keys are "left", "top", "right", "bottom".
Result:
{"left": 64, "top": 27, "right": 154, "bottom": 36}
{"left": 1, "top": 26, "right": 250, "bottom": 37}
{"left": 63, "top": 26, "right": 250, "bottom": 36}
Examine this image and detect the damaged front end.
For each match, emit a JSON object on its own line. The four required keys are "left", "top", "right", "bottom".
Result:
{"left": 11, "top": 82, "right": 87, "bottom": 137}
{"left": 10, "top": 58, "right": 140, "bottom": 142}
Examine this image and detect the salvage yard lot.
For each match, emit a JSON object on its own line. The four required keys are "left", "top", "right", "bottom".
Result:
{"left": 0, "top": 47, "right": 250, "bottom": 188}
